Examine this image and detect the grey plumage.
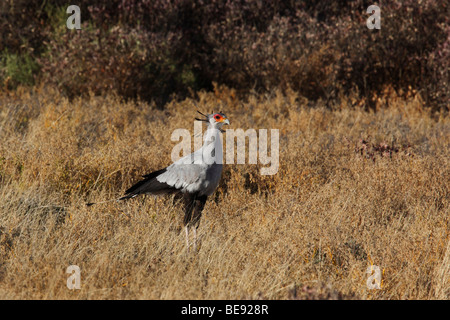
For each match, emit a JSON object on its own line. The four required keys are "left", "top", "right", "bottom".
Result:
{"left": 119, "top": 111, "right": 230, "bottom": 250}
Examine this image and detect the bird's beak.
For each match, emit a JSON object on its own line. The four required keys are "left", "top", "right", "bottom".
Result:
{"left": 223, "top": 119, "right": 230, "bottom": 125}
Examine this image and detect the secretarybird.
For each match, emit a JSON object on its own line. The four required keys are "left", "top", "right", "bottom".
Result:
{"left": 119, "top": 111, "right": 229, "bottom": 250}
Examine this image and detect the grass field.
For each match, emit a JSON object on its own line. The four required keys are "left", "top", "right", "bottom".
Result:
{"left": 0, "top": 86, "right": 448, "bottom": 299}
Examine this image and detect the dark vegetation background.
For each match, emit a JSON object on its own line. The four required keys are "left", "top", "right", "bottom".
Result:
{"left": 0, "top": 0, "right": 448, "bottom": 111}
{"left": 0, "top": 1, "right": 449, "bottom": 300}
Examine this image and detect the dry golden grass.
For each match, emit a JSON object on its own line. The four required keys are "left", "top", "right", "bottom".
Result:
{"left": 0, "top": 86, "right": 448, "bottom": 299}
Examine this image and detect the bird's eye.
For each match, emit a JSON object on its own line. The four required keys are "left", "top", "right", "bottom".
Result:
{"left": 214, "top": 114, "right": 221, "bottom": 120}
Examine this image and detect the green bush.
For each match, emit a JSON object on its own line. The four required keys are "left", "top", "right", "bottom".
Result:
{"left": 0, "top": 51, "right": 39, "bottom": 89}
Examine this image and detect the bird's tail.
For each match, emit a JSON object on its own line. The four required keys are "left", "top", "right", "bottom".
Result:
{"left": 118, "top": 194, "right": 138, "bottom": 201}
{"left": 119, "top": 168, "right": 176, "bottom": 199}
{"left": 87, "top": 168, "right": 174, "bottom": 206}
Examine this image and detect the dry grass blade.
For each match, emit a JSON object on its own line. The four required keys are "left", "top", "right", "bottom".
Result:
{"left": 0, "top": 87, "right": 448, "bottom": 299}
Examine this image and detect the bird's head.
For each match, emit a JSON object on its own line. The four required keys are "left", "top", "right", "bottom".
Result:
{"left": 195, "top": 111, "right": 230, "bottom": 129}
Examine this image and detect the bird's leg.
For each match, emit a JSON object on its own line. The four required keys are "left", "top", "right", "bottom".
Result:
{"left": 183, "top": 194, "right": 206, "bottom": 252}
{"left": 193, "top": 228, "right": 197, "bottom": 251}
{"left": 185, "top": 225, "right": 190, "bottom": 251}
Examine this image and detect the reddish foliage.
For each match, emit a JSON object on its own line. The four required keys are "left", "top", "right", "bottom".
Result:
{"left": 0, "top": 0, "right": 448, "bottom": 110}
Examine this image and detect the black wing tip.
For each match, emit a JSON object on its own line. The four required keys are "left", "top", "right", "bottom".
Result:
{"left": 121, "top": 167, "right": 176, "bottom": 198}
{"left": 142, "top": 168, "right": 167, "bottom": 179}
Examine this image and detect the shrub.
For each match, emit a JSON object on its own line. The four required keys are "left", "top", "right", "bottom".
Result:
{"left": 39, "top": 25, "right": 188, "bottom": 106}
{"left": 0, "top": 51, "right": 39, "bottom": 89}
{"left": 1, "top": 0, "right": 448, "bottom": 111}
